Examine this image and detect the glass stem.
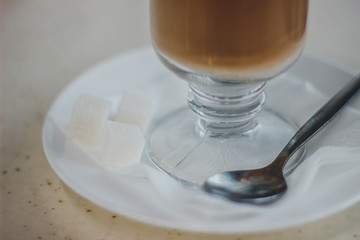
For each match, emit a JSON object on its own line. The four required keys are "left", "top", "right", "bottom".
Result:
{"left": 187, "top": 81, "right": 266, "bottom": 136}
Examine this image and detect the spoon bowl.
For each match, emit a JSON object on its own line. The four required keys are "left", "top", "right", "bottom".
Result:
{"left": 203, "top": 74, "right": 360, "bottom": 204}
{"left": 204, "top": 165, "right": 287, "bottom": 204}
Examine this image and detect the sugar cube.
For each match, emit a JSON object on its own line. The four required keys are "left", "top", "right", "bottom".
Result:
{"left": 115, "top": 91, "right": 153, "bottom": 132}
{"left": 70, "top": 94, "right": 111, "bottom": 146}
{"left": 100, "top": 120, "right": 144, "bottom": 168}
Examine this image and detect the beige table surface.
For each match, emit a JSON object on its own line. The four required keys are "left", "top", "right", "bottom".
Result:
{"left": 2, "top": 0, "right": 360, "bottom": 239}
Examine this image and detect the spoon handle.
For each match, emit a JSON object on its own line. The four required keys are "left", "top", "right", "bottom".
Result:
{"left": 273, "top": 74, "right": 360, "bottom": 170}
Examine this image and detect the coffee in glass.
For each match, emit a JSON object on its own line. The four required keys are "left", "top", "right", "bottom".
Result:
{"left": 147, "top": 0, "right": 309, "bottom": 186}
{"left": 151, "top": 0, "right": 308, "bottom": 81}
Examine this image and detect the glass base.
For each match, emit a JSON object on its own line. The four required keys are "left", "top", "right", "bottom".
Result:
{"left": 146, "top": 107, "right": 305, "bottom": 187}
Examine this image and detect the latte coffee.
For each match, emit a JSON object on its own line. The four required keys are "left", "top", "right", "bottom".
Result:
{"left": 150, "top": 0, "right": 308, "bottom": 81}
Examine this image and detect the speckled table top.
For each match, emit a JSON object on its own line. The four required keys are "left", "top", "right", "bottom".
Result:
{"left": 2, "top": 0, "right": 360, "bottom": 239}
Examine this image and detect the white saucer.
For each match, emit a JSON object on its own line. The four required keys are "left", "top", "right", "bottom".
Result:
{"left": 42, "top": 46, "right": 360, "bottom": 233}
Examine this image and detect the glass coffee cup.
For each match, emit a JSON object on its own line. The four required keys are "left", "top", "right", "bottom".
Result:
{"left": 147, "top": 0, "right": 308, "bottom": 186}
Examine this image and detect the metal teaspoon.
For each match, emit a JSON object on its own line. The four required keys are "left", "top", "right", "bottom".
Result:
{"left": 203, "top": 74, "right": 360, "bottom": 204}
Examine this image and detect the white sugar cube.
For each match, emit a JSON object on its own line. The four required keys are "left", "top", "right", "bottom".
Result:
{"left": 100, "top": 121, "right": 144, "bottom": 168}
{"left": 115, "top": 92, "right": 153, "bottom": 132}
{"left": 70, "top": 94, "right": 111, "bottom": 146}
